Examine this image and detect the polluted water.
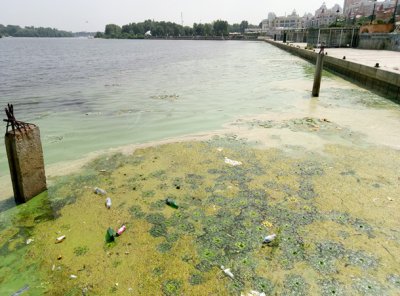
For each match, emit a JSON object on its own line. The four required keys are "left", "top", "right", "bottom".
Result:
{"left": 1, "top": 130, "right": 400, "bottom": 295}
{"left": 1, "top": 42, "right": 400, "bottom": 294}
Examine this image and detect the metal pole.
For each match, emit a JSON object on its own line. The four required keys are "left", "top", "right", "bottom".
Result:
{"left": 351, "top": 27, "right": 355, "bottom": 47}
{"left": 370, "top": 0, "right": 377, "bottom": 24}
{"left": 312, "top": 53, "right": 325, "bottom": 97}
{"left": 391, "top": 0, "right": 399, "bottom": 24}
{"left": 339, "top": 29, "right": 343, "bottom": 47}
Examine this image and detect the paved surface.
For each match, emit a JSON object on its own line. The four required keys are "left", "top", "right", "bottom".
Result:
{"left": 284, "top": 42, "right": 400, "bottom": 74}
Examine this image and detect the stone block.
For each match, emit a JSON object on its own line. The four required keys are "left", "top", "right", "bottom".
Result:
{"left": 5, "top": 125, "right": 47, "bottom": 203}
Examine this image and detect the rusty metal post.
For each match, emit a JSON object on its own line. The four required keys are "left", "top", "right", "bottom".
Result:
{"left": 4, "top": 104, "right": 46, "bottom": 203}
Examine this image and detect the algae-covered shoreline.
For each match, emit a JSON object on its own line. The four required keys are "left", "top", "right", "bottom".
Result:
{"left": 1, "top": 116, "right": 400, "bottom": 295}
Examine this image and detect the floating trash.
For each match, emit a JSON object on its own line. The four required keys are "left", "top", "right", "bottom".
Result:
{"left": 221, "top": 265, "right": 235, "bottom": 279}
{"left": 262, "top": 234, "right": 276, "bottom": 244}
{"left": 11, "top": 285, "right": 30, "bottom": 296}
{"left": 94, "top": 187, "right": 107, "bottom": 195}
{"left": 105, "top": 227, "right": 116, "bottom": 243}
{"left": 55, "top": 235, "right": 66, "bottom": 244}
{"left": 116, "top": 225, "right": 126, "bottom": 236}
{"left": 224, "top": 157, "right": 243, "bottom": 166}
{"left": 166, "top": 198, "right": 179, "bottom": 209}
{"left": 105, "top": 197, "right": 112, "bottom": 209}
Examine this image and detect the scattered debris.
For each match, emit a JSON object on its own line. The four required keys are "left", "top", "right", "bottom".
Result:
{"left": 105, "top": 197, "right": 112, "bottom": 209}
{"left": 241, "top": 291, "right": 266, "bottom": 296}
{"left": 166, "top": 198, "right": 179, "bottom": 209}
{"left": 26, "top": 238, "right": 34, "bottom": 245}
{"left": 116, "top": 225, "right": 127, "bottom": 236}
{"left": 262, "top": 234, "right": 276, "bottom": 244}
{"left": 94, "top": 187, "right": 107, "bottom": 195}
{"left": 70, "top": 274, "right": 77, "bottom": 279}
{"left": 150, "top": 94, "right": 180, "bottom": 101}
{"left": 224, "top": 157, "right": 242, "bottom": 166}
{"left": 11, "top": 285, "right": 30, "bottom": 296}
{"left": 55, "top": 235, "right": 66, "bottom": 244}
{"left": 106, "top": 227, "right": 117, "bottom": 243}
{"left": 57, "top": 255, "right": 63, "bottom": 260}
{"left": 221, "top": 265, "right": 234, "bottom": 279}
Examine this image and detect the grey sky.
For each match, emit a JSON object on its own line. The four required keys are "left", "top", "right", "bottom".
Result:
{"left": 1, "top": 0, "right": 343, "bottom": 32}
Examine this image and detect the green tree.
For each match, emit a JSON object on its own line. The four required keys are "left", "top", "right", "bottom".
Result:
{"left": 213, "top": 20, "right": 228, "bottom": 36}
{"left": 204, "top": 23, "right": 213, "bottom": 36}
{"left": 229, "top": 23, "right": 240, "bottom": 33}
{"left": 239, "top": 20, "right": 248, "bottom": 33}
{"left": 105, "top": 24, "right": 122, "bottom": 37}
{"left": 193, "top": 23, "right": 205, "bottom": 36}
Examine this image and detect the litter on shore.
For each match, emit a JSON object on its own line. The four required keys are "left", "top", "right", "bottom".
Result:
{"left": 224, "top": 157, "right": 242, "bottom": 166}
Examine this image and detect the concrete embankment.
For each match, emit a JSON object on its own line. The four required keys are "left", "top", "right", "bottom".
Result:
{"left": 265, "top": 40, "right": 400, "bottom": 102}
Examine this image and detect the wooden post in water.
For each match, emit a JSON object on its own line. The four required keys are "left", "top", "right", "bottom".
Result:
{"left": 312, "top": 53, "right": 325, "bottom": 97}
{"left": 4, "top": 104, "right": 46, "bottom": 203}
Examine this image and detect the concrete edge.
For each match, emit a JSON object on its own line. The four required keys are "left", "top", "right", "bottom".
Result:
{"left": 264, "top": 40, "right": 400, "bottom": 102}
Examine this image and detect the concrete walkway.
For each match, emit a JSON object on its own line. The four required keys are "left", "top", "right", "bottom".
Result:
{"left": 287, "top": 42, "right": 400, "bottom": 74}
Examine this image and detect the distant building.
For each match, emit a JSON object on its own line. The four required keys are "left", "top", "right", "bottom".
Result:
{"left": 344, "top": 0, "right": 398, "bottom": 21}
{"left": 261, "top": 10, "right": 308, "bottom": 36}
{"left": 306, "top": 2, "right": 343, "bottom": 28}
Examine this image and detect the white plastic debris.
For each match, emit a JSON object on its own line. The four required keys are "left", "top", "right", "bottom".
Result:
{"left": 94, "top": 187, "right": 107, "bottom": 195}
{"left": 241, "top": 291, "right": 266, "bottom": 296}
{"left": 217, "top": 147, "right": 224, "bottom": 152}
{"left": 221, "top": 265, "right": 234, "bottom": 279}
{"left": 26, "top": 238, "right": 34, "bottom": 245}
{"left": 224, "top": 157, "right": 242, "bottom": 166}
{"left": 70, "top": 274, "right": 77, "bottom": 279}
{"left": 105, "top": 197, "right": 112, "bottom": 209}
{"left": 263, "top": 234, "right": 276, "bottom": 244}
{"left": 55, "top": 235, "right": 66, "bottom": 244}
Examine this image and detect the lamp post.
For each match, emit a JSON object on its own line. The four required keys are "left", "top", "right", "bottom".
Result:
{"left": 370, "top": 0, "right": 377, "bottom": 24}
{"left": 335, "top": 9, "right": 340, "bottom": 27}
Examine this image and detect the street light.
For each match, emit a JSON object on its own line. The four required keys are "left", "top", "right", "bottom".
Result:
{"left": 335, "top": 8, "right": 340, "bottom": 27}
{"left": 391, "top": 0, "right": 399, "bottom": 24}
{"left": 370, "top": 0, "right": 377, "bottom": 24}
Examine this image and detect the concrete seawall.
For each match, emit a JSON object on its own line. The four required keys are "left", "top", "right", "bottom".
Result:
{"left": 264, "top": 40, "right": 400, "bottom": 102}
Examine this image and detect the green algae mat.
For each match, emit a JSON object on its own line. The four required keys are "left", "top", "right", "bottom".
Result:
{"left": 1, "top": 125, "right": 400, "bottom": 295}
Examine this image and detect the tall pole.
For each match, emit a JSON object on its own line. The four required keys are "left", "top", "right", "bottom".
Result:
{"left": 391, "top": 0, "right": 399, "bottom": 24}
{"left": 312, "top": 52, "right": 325, "bottom": 97}
{"left": 370, "top": 0, "right": 377, "bottom": 24}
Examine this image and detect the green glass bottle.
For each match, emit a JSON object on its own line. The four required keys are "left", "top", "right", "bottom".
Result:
{"left": 165, "top": 198, "right": 178, "bottom": 209}
{"left": 105, "top": 227, "right": 117, "bottom": 243}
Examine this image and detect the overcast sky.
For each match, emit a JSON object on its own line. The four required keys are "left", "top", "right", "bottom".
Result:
{"left": 1, "top": 0, "right": 343, "bottom": 32}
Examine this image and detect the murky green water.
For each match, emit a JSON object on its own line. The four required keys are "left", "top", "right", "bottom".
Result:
{"left": 1, "top": 122, "right": 400, "bottom": 295}
{"left": 1, "top": 39, "right": 400, "bottom": 295}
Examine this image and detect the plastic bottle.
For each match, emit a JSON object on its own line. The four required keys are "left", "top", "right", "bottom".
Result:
{"left": 166, "top": 198, "right": 178, "bottom": 209}
{"left": 105, "top": 197, "right": 112, "bottom": 209}
{"left": 116, "top": 225, "right": 126, "bottom": 236}
{"left": 262, "top": 234, "right": 276, "bottom": 244}
{"left": 220, "top": 265, "right": 234, "bottom": 279}
{"left": 94, "top": 187, "right": 107, "bottom": 195}
{"left": 106, "top": 227, "right": 116, "bottom": 242}
{"left": 55, "top": 235, "right": 66, "bottom": 244}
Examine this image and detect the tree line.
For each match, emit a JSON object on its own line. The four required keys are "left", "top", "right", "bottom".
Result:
{"left": 95, "top": 20, "right": 260, "bottom": 39}
{"left": 0, "top": 24, "right": 73, "bottom": 38}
